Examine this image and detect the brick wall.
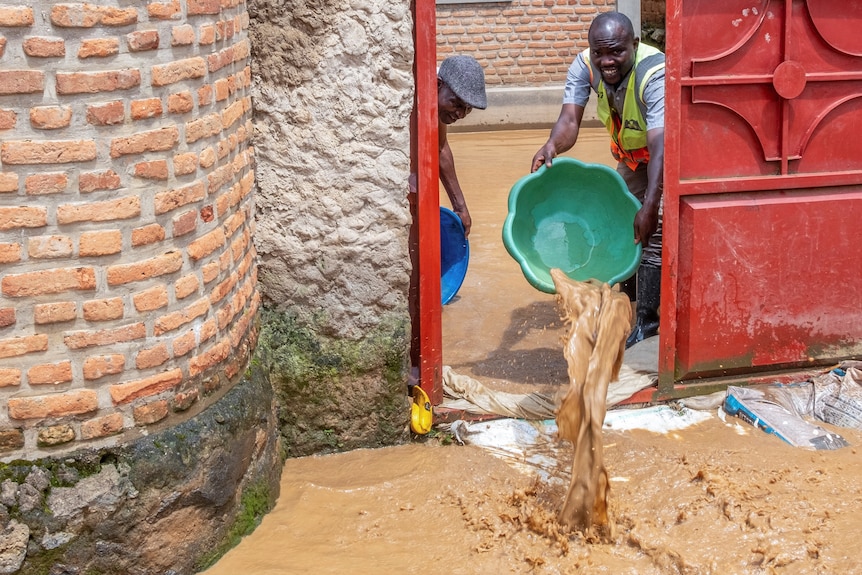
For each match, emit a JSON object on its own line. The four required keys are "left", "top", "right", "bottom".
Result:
{"left": 0, "top": 1, "right": 258, "bottom": 460}
{"left": 642, "top": 0, "right": 666, "bottom": 26}
{"left": 436, "top": 0, "right": 615, "bottom": 87}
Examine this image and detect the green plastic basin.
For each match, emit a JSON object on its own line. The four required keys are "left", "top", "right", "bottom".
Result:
{"left": 502, "top": 157, "right": 642, "bottom": 294}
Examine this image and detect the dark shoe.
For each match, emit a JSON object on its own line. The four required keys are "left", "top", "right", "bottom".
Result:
{"left": 625, "top": 265, "right": 661, "bottom": 349}
{"left": 625, "top": 317, "right": 660, "bottom": 348}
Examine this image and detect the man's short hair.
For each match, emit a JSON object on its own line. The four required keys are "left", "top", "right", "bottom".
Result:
{"left": 438, "top": 56, "right": 487, "bottom": 110}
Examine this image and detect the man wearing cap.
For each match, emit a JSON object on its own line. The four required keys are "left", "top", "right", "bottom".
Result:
{"left": 435, "top": 55, "right": 488, "bottom": 236}
{"left": 531, "top": 12, "right": 665, "bottom": 349}
{"left": 409, "top": 55, "right": 487, "bottom": 379}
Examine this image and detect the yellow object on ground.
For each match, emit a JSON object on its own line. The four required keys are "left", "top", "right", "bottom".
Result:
{"left": 411, "top": 385, "right": 433, "bottom": 434}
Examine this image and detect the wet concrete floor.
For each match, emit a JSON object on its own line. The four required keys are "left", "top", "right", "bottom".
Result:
{"left": 203, "top": 129, "right": 862, "bottom": 575}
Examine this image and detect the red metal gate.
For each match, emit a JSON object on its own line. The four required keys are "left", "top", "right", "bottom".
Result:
{"left": 660, "top": 0, "right": 862, "bottom": 396}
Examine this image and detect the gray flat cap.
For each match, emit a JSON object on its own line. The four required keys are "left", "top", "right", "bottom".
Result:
{"left": 438, "top": 56, "right": 487, "bottom": 110}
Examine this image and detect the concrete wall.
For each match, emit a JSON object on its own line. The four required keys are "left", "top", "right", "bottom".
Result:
{"left": 251, "top": 0, "right": 414, "bottom": 341}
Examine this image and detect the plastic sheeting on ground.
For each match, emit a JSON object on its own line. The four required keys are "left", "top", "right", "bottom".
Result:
{"left": 440, "top": 363, "right": 657, "bottom": 420}
{"left": 444, "top": 405, "right": 714, "bottom": 483}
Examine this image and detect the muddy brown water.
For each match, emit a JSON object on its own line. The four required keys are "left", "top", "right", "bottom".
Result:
{"left": 204, "top": 130, "right": 862, "bottom": 575}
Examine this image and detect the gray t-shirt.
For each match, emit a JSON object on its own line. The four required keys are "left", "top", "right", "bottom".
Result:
{"left": 562, "top": 50, "right": 665, "bottom": 131}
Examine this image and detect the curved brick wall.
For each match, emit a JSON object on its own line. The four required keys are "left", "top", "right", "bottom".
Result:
{"left": 0, "top": 1, "right": 258, "bottom": 461}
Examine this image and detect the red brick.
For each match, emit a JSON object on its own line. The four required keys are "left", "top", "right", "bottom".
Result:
{"left": 174, "top": 274, "right": 200, "bottom": 299}
{"left": 131, "top": 223, "right": 165, "bottom": 247}
{"left": 79, "top": 229, "right": 122, "bottom": 256}
{"left": 2, "top": 267, "right": 95, "bottom": 298}
{"left": 172, "top": 330, "right": 197, "bottom": 357}
{"left": 136, "top": 343, "right": 169, "bottom": 369}
{"left": 171, "top": 388, "right": 198, "bottom": 411}
{"left": 200, "top": 205, "right": 214, "bottom": 223}
{"left": 0, "top": 172, "right": 19, "bottom": 193}
{"left": 56, "top": 69, "right": 141, "bottom": 95}
{"left": 167, "top": 91, "right": 194, "bottom": 114}
{"left": 34, "top": 301, "right": 77, "bottom": 324}
{"left": 154, "top": 181, "right": 205, "bottom": 215}
{"left": 201, "top": 261, "right": 220, "bottom": 284}
{"left": 199, "top": 316, "right": 218, "bottom": 342}
{"left": 148, "top": 0, "right": 181, "bottom": 21}
{"left": 57, "top": 196, "right": 140, "bottom": 224}
{"left": 1, "top": 140, "right": 96, "bottom": 165}
{"left": 86, "top": 101, "right": 125, "bottom": 126}
{"left": 0, "top": 6, "right": 34, "bottom": 27}
{"left": 0, "top": 368, "right": 21, "bottom": 388}
{"left": 0, "top": 37, "right": 5, "bottom": 59}
{"left": 199, "top": 146, "right": 216, "bottom": 168}
{"left": 64, "top": 323, "right": 146, "bottom": 350}
{"left": 0, "top": 70, "right": 44, "bottom": 95}
{"left": 83, "top": 297, "right": 124, "bottom": 322}
{"left": 30, "top": 105, "right": 72, "bottom": 129}
{"left": 186, "top": 113, "right": 221, "bottom": 143}
{"left": 50, "top": 5, "right": 137, "bottom": 28}
{"left": 133, "top": 400, "right": 169, "bottom": 425}
{"left": 0, "top": 308, "right": 15, "bottom": 328}
{"left": 0, "top": 206, "right": 48, "bottom": 230}
{"left": 173, "top": 152, "right": 198, "bottom": 175}
{"left": 127, "top": 30, "right": 159, "bottom": 52}
{"left": 189, "top": 338, "right": 230, "bottom": 376}
{"left": 187, "top": 228, "right": 225, "bottom": 262}
{"left": 78, "top": 37, "right": 119, "bottom": 58}
{"left": 199, "top": 25, "right": 215, "bottom": 45}
{"left": 27, "top": 361, "right": 73, "bottom": 385}
{"left": 0, "top": 243, "right": 20, "bottom": 263}
{"left": 172, "top": 209, "right": 198, "bottom": 237}
{"left": 0, "top": 334, "right": 48, "bottom": 359}
{"left": 25, "top": 172, "right": 68, "bottom": 195}
{"left": 28, "top": 235, "right": 73, "bottom": 259}
{"left": 81, "top": 413, "right": 124, "bottom": 439}
{"left": 171, "top": 24, "right": 195, "bottom": 46}
{"left": 214, "top": 78, "right": 230, "bottom": 102}
{"left": 79, "top": 169, "right": 121, "bottom": 193}
{"left": 23, "top": 36, "right": 65, "bottom": 58}
{"left": 207, "top": 163, "right": 235, "bottom": 195}
{"left": 133, "top": 285, "right": 168, "bottom": 312}
{"left": 188, "top": 0, "right": 220, "bottom": 15}
{"left": 154, "top": 297, "right": 210, "bottom": 335}
{"left": 82, "top": 354, "right": 125, "bottom": 380}
{"left": 8, "top": 389, "right": 98, "bottom": 420}
{"left": 130, "top": 97, "right": 163, "bottom": 120}
{"left": 134, "top": 160, "right": 168, "bottom": 180}
{"left": 106, "top": 251, "right": 183, "bottom": 286}
{"left": 151, "top": 57, "right": 206, "bottom": 87}
{"left": 110, "top": 126, "right": 179, "bottom": 158}
{"left": 109, "top": 368, "right": 183, "bottom": 404}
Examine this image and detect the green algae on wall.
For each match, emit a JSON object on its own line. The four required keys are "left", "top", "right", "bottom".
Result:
{"left": 256, "top": 305, "right": 411, "bottom": 458}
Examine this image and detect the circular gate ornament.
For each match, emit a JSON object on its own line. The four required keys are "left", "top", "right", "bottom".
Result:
{"left": 772, "top": 60, "right": 807, "bottom": 99}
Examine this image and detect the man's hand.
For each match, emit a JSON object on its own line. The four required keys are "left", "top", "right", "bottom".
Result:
{"left": 633, "top": 202, "right": 659, "bottom": 248}
{"left": 455, "top": 209, "right": 472, "bottom": 237}
{"left": 531, "top": 143, "right": 557, "bottom": 173}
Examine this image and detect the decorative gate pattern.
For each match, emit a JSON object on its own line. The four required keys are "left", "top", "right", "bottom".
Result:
{"left": 661, "top": 0, "right": 862, "bottom": 391}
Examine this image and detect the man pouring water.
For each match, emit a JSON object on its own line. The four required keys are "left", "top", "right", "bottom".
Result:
{"left": 531, "top": 12, "right": 665, "bottom": 349}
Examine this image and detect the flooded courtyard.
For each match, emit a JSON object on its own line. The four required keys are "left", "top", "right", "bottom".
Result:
{"left": 204, "top": 129, "right": 862, "bottom": 575}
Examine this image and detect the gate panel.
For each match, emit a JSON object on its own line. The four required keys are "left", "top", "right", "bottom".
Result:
{"left": 662, "top": 0, "right": 862, "bottom": 391}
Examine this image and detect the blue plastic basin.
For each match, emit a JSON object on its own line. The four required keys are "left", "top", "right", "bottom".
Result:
{"left": 440, "top": 207, "right": 469, "bottom": 304}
